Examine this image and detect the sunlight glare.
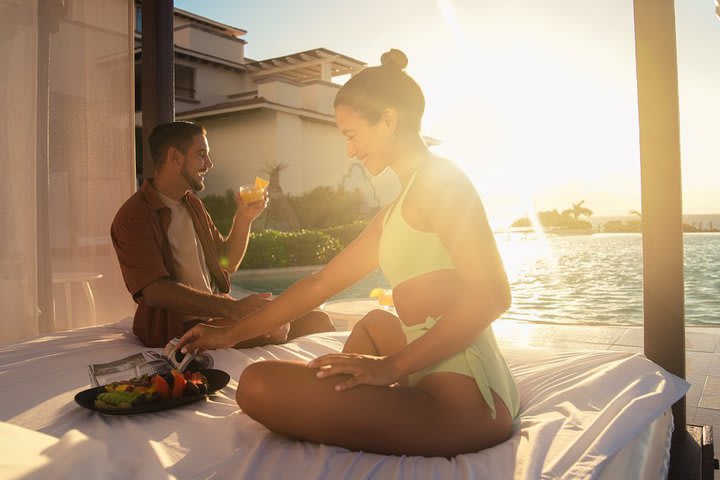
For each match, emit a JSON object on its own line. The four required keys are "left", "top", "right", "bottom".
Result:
{"left": 492, "top": 320, "right": 534, "bottom": 348}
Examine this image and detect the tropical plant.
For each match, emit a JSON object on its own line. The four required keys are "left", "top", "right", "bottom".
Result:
{"left": 261, "top": 162, "right": 300, "bottom": 232}
{"left": 562, "top": 200, "right": 593, "bottom": 221}
{"left": 511, "top": 216, "right": 532, "bottom": 228}
{"left": 510, "top": 204, "right": 593, "bottom": 231}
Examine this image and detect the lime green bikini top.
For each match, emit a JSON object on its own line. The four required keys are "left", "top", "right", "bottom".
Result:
{"left": 378, "top": 173, "right": 455, "bottom": 288}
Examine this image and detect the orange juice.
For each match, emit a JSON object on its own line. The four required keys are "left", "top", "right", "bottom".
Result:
{"left": 239, "top": 177, "right": 269, "bottom": 205}
{"left": 239, "top": 185, "right": 264, "bottom": 204}
{"left": 369, "top": 288, "right": 394, "bottom": 307}
{"left": 378, "top": 292, "right": 394, "bottom": 307}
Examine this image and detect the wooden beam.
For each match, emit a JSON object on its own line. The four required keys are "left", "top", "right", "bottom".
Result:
{"left": 141, "top": 0, "right": 175, "bottom": 180}
{"left": 632, "top": 0, "right": 686, "bottom": 436}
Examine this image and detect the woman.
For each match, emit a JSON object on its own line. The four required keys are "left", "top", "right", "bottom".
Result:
{"left": 177, "top": 49, "right": 519, "bottom": 457}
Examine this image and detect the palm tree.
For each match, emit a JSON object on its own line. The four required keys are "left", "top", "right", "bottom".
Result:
{"left": 562, "top": 200, "right": 593, "bottom": 221}
{"left": 261, "top": 162, "right": 300, "bottom": 231}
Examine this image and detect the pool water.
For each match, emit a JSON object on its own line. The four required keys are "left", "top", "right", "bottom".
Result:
{"left": 231, "top": 266, "right": 389, "bottom": 302}
{"left": 231, "top": 233, "right": 720, "bottom": 326}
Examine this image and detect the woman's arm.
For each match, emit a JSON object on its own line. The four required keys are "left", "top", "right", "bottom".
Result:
{"left": 178, "top": 205, "right": 391, "bottom": 352}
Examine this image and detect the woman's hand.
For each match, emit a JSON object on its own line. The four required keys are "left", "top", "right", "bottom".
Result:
{"left": 177, "top": 323, "right": 236, "bottom": 355}
{"left": 307, "top": 353, "right": 399, "bottom": 391}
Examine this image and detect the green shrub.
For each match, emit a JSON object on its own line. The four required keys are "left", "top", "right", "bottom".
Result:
{"left": 240, "top": 229, "right": 342, "bottom": 269}
{"left": 201, "top": 189, "right": 237, "bottom": 236}
{"left": 320, "top": 221, "right": 368, "bottom": 247}
{"left": 240, "top": 230, "right": 290, "bottom": 268}
{"left": 287, "top": 230, "right": 342, "bottom": 265}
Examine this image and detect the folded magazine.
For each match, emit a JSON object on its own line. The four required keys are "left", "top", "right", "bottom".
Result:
{"left": 88, "top": 337, "right": 213, "bottom": 387}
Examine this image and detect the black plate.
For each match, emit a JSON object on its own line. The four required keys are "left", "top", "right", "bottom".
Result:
{"left": 74, "top": 369, "right": 230, "bottom": 415}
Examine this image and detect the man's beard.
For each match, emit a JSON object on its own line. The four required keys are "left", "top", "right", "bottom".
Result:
{"left": 181, "top": 165, "right": 205, "bottom": 192}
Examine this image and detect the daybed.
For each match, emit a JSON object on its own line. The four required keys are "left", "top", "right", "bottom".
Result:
{"left": 0, "top": 318, "right": 687, "bottom": 479}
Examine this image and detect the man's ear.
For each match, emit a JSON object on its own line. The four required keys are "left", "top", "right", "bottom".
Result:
{"left": 167, "top": 146, "right": 183, "bottom": 167}
{"left": 382, "top": 108, "right": 398, "bottom": 133}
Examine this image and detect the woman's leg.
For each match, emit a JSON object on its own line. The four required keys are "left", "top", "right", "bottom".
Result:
{"left": 341, "top": 308, "right": 406, "bottom": 355}
{"left": 236, "top": 362, "right": 513, "bottom": 457}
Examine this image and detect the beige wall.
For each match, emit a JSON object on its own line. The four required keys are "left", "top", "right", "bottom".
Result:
{"left": 297, "top": 118, "right": 360, "bottom": 194}
{"left": 194, "top": 108, "right": 400, "bottom": 206}
{"left": 257, "top": 79, "right": 339, "bottom": 116}
{"left": 175, "top": 59, "right": 250, "bottom": 111}
{"left": 300, "top": 81, "right": 338, "bottom": 116}
{"left": 198, "top": 109, "right": 277, "bottom": 196}
{"left": 257, "top": 80, "right": 301, "bottom": 109}
{"left": 174, "top": 23, "right": 244, "bottom": 64}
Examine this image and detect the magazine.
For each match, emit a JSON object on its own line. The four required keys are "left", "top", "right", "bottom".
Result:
{"left": 87, "top": 337, "right": 213, "bottom": 387}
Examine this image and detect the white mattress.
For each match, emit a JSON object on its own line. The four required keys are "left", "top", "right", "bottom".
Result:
{"left": 0, "top": 318, "right": 688, "bottom": 480}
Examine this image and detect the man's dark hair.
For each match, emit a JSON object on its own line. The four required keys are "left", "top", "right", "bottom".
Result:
{"left": 148, "top": 121, "right": 207, "bottom": 168}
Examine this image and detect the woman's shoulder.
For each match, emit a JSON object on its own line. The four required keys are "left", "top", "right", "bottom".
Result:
{"left": 413, "top": 155, "right": 474, "bottom": 194}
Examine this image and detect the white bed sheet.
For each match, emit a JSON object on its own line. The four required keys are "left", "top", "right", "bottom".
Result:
{"left": 0, "top": 318, "right": 688, "bottom": 480}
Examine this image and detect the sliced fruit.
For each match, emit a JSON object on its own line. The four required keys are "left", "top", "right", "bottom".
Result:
{"left": 378, "top": 292, "right": 394, "bottom": 306}
{"left": 369, "top": 287, "right": 386, "bottom": 298}
{"left": 151, "top": 374, "right": 171, "bottom": 400}
{"left": 188, "top": 372, "right": 209, "bottom": 395}
{"left": 171, "top": 370, "right": 187, "bottom": 399}
{"left": 254, "top": 177, "right": 270, "bottom": 190}
{"left": 184, "top": 381, "right": 200, "bottom": 396}
{"left": 96, "top": 390, "right": 144, "bottom": 408}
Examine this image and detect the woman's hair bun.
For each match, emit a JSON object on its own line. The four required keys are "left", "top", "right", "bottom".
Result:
{"left": 380, "top": 49, "right": 408, "bottom": 71}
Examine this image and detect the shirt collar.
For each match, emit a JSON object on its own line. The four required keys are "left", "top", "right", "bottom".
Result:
{"left": 141, "top": 178, "right": 192, "bottom": 211}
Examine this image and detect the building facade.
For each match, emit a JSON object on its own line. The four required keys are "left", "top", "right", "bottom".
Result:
{"left": 134, "top": 3, "right": 400, "bottom": 209}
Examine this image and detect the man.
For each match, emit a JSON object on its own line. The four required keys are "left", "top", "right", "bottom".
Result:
{"left": 111, "top": 121, "right": 333, "bottom": 347}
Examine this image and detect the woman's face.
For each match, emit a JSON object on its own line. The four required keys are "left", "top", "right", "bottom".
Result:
{"left": 335, "top": 104, "right": 396, "bottom": 176}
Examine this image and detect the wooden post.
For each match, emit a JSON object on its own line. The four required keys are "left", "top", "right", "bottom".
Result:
{"left": 140, "top": 0, "right": 174, "bottom": 180}
{"left": 632, "top": 0, "right": 686, "bottom": 435}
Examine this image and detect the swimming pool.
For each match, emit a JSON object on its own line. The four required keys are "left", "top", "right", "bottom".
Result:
{"left": 231, "top": 266, "right": 390, "bottom": 302}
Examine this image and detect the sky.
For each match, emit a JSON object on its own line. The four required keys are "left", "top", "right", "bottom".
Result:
{"left": 175, "top": 0, "right": 720, "bottom": 225}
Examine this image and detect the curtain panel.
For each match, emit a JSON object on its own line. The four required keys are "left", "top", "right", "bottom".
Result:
{"left": 0, "top": 0, "right": 136, "bottom": 345}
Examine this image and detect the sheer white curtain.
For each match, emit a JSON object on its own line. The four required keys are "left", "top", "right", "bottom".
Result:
{"left": 0, "top": 0, "right": 136, "bottom": 345}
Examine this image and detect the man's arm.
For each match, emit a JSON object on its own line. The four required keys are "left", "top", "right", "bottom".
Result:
{"left": 221, "top": 214, "right": 253, "bottom": 272}
{"left": 141, "top": 277, "right": 268, "bottom": 321}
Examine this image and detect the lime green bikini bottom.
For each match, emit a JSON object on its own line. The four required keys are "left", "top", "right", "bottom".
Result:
{"left": 401, "top": 316, "right": 520, "bottom": 420}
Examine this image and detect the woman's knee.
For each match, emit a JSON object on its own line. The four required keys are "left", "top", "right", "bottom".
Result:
{"left": 354, "top": 309, "right": 394, "bottom": 333}
{"left": 236, "top": 362, "right": 274, "bottom": 418}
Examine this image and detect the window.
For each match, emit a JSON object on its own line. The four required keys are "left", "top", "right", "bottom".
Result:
{"left": 134, "top": 63, "right": 141, "bottom": 111}
{"left": 175, "top": 64, "right": 195, "bottom": 99}
{"left": 135, "top": 6, "right": 141, "bottom": 33}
